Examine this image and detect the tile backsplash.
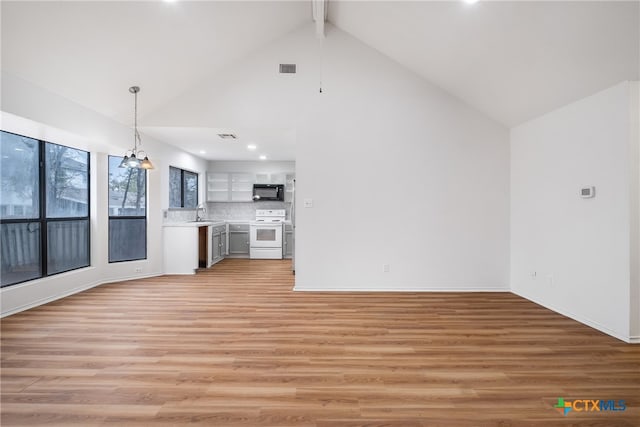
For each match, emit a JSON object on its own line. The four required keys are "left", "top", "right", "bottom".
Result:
{"left": 164, "top": 202, "right": 292, "bottom": 223}
{"left": 207, "top": 202, "right": 291, "bottom": 221}
{"left": 165, "top": 209, "right": 198, "bottom": 223}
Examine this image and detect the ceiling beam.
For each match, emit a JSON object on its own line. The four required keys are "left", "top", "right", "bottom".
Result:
{"left": 312, "top": 0, "right": 327, "bottom": 38}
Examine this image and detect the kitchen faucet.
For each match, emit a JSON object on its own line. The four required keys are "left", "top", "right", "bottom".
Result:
{"left": 195, "top": 203, "right": 206, "bottom": 222}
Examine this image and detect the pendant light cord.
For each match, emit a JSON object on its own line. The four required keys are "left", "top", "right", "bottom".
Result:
{"left": 133, "top": 89, "right": 138, "bottom": 152}
{"left": 319, "top": 36, "right": 323, "bottom": 94}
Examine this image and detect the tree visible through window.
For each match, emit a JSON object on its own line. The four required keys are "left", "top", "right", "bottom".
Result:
{"left": 108, "top": 156, "right": 146, "bottom": 262}
{"left": 169, "top": 166, "right": 198, "bottom": 208}
{"left": 0, "top": 131, "right": 90, "bottom": 287}
{"left": 46, "top": 144, "right": 89, "bottom": 218}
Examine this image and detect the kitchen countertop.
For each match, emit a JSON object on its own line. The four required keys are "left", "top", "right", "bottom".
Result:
{"left": 163, "top": 219, "right": 291, "bottom": 227}
{"left": 163, "top": 221, "right": 226, "bottom": 228}
{"left": 218, "top": 219, "right": 249, "bottom": 224}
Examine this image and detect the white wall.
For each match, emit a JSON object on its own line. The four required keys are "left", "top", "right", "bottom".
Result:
{"left": 1, "top": 72, "right": 208, "bottom": 316}
{"left": 208, "top": 160, "right": 294, "bottom": 175}
{"left": 295, "top": 28, "right": 510, "bottom": 291}
{"left": 511, "top": 81, "right": 637, "bottom": 342}
{"left": 147, "top": 24, "right": 511, "bottom": 291}
{"left": 629, "top": 82, "right": 640, "bottom": 341}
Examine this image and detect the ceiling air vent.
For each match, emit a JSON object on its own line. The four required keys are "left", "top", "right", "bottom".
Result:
{"left": 279, "top": 64, "right": 297, "bottom": 74}
{"left": 217, "top": 133, "right": 237, "bottom": 140}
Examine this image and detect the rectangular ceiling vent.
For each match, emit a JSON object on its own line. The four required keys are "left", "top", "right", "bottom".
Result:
{"left": 279, "top": 64, "right": 297, "bottom": 74}
{"left": 217, "top": 133, "right": 237, "bottom": 140}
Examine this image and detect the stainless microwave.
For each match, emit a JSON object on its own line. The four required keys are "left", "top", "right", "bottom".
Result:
{"left": 252, "top": 184, "right": 284, "bottom": 201}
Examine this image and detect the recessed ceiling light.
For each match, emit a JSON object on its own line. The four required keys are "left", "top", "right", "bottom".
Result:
{"left": 259, "top": 155, "right": 267, "bottom": 160}
{"left": 247, "top": 144, "right": 257, "bottom": 151}
{"left": 463, "top": 0, "right": 479, "bottom": 4}
{"left": 199, "top": 150, "right": 206, "bottom": 154}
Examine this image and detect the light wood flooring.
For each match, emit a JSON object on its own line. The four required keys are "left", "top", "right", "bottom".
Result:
{"left": 2, "top": 259, "right": 639, "bottom": 426}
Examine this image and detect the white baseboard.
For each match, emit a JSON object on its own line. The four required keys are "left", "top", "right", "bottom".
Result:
{"left": 294, "top": 285, "right": 509, "bottom": 292}
{"left": 1, "top": 272, "right": 162, "bottom": 318}
{"left": 511, "top": 289, "right": 634, "bottom": 344}
{"left": 100, "top": 272, "right": 163, "bottom": 285}
{"left": 629, "top": 336, "right": 640, "bottom": 344}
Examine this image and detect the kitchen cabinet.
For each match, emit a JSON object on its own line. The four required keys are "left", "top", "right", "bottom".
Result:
{"left": 163, "top": 222, "right": 223, "bottom": 274}
{"left": 284, "top": 173, "right": 295, "bottom": 203}
{"left": 230, "top": 173, "right": 254, "bottom": 201}
{"left": 207, "top": 171, "right": 293, "bottom": 203}
{"left": 255, "top": 173, "right": 286, "bottom": 185}
{"left": 211, "top": 224, "right": 227, "bottom": 265}
{"left": 207, "top": 172, "right": 255, "bottom": 202}
{"left": 207, "top": 224, "right": 213, "bottom": 265}
{"left": 212, "top": 232, "right": 221, "bottom": 263}
{"left": 228, "top": 223, "right": 250, "bottom": 257}
{"left": 283, "top": 223, "right": 293, "bottom": 259}
{"left": 221, "top": 229, "right": 227, "bottom": 259}
{"left": 206, "top": 173, "right": 229, "bottom": 202}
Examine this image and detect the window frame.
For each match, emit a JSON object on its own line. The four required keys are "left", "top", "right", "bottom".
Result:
{"left": 1, "top": 131, "right": 91, "bottom": 288}
{"left": 107, "top": 155, "right": 147, "bottom": 263}
{"left": 169, "top": 166, "right": 199, "bottom": 209}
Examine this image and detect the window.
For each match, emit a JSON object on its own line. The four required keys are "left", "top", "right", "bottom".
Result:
{"left": 1, "top": 131, "right": 90, "bottom": 287}
{"left": 169, "top": 166, "right": 198, "bottom": 208}
{"left": 108, "top": 156, "right": 147, "bottom": 262}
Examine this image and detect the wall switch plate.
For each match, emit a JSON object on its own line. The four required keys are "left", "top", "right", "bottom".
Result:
{"left": 547, "top": 274, "right": 554, "bottom": 286}
{"left": 531, "top": 271, "right": 537, "bottom": 280}
{"left": 304, "top": 198, "right": 313, "bottom": 208}
{"left": 383, "top": 264, "right": 390, "bottom": 273}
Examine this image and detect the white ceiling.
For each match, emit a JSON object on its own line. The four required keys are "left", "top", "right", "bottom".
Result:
{"left": 2, "top": 0, "right": 638, "bottom": 159}
{"left": 140, "top": 126, "right": 296, "bottom": 161}
{"left": 329, "top": 0, "right": 640, "bottom": 126}
{"left": 1, "top": 1, "right": 309, "bottom": 123}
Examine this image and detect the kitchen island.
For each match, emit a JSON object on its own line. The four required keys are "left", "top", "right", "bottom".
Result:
{"left": 162, "top": 221, "right": 225, "bottom": 274}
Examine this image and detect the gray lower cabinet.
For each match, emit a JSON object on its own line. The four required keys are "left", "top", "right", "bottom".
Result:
{"left": 221, "top": 230, "right": 227, "bottom": 258}
{"left": 212, "top": 232, "right": 221, "bottom": 263}
{"left": 228, "top": 223, "right": 250, "bottom": 257}
{"left": 283, "top": 224, "right": 293, "bottom": 259}
{"left": 211, "top": 225, "right": 227, "bottom": 265}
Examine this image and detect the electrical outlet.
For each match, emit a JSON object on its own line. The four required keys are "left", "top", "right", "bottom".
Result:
{"left": 383, "top": 264, "right": 390, "bottom": 273}
{"left": 163, "top": 210, "right": 168, "bottom": 219}
{"left": 134, "top": 268, "right": 142, "bottom": 273}
{"left": 547, "top": 274, "right": 554, "bottom": 286}
{"left": 531, "top": 271, "right": 537, "bottom": 280}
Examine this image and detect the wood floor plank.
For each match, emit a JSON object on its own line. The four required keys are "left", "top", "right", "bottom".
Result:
{"left": 2, "top": 258, "right": 639, "bottom": 426}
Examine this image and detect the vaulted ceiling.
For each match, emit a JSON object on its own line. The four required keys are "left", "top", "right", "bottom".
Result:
{"left": 2, "top": 1, "right": 638, "bottom": 160}
{"left": 329, "top": 0, "right": 640, "bottom": 127}
{"left": 1, "top": 1, "right": 310, "bottom": 125}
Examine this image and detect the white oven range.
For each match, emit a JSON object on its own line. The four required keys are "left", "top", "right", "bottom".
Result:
{"left": 250, "top": 209, "right": 285, "bottom": 259}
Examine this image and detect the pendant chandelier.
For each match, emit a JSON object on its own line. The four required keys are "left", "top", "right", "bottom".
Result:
{"left": 119, "top": 86, "right": 154, "bottom": 169}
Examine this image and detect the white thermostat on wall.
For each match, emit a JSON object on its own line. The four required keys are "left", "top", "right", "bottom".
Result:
{"left": 580, "top": 186, "right": 595, "bottom": 198}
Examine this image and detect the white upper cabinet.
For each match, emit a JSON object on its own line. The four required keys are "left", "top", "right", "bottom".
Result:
{"left": 230, "top": 173, "right": 255, "bottom": 202}
{"left": 207, "top": 171, "right": 292, "bottom": 202}
{"left": 206, "top": 173, "right": 229, "bottom": 202}
{"left": 255, "top": 173, "right": 285, "bottom": 184}
{"left": 285, "top": 173, "right": 295, "bottom": 203}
